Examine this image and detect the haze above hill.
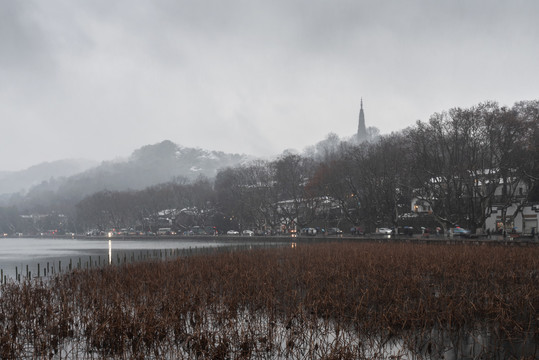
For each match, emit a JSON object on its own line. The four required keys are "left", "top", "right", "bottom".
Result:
{"left": 0, "top": 159, "right": 98, "bottom": 196}
{"left": 0, "top": 140, "right": 251, "bottom": 204}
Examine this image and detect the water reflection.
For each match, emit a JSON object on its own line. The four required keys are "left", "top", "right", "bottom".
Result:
{"left": 0, "top": 237, "right": 260, "bottom": 280}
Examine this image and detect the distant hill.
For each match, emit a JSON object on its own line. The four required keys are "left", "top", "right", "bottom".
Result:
{"left": 0, "top": 159, "right": 98, "bottom": 196}
{"left": 12, "top": 140, "right": 251, "bottom": 207}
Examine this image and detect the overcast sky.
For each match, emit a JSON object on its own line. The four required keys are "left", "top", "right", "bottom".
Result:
{"left": 1, "top": 0, "right": 538, "bottom": 171}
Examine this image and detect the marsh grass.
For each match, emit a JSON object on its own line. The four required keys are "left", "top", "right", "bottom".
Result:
{"left": 0, "top": 242, "right": 537, "bottom": 359}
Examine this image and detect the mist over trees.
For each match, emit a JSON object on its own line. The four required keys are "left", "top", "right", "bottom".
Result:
{"left": 0, "top": 100, "right": 537, "bottom": 235}
{"left": 0, "top": 141, "right": 249, "bottom": 206}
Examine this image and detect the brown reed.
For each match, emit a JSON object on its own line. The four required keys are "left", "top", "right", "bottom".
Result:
{"left": 0, "top": 242, "right": 537, "bottom": 359}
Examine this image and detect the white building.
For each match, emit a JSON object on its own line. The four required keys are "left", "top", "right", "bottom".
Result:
{"left": 411, "top": 176, "right": 538, "bottom": 235}
{"left": 485, "top": 204, "right": 539, "bottom": 235}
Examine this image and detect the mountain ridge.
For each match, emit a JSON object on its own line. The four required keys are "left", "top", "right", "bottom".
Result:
{"left": 1, "top": 140, "right": 252, "bottom": 206}
{"left": 0, "top": 159, "right": 98, "bottom": 196}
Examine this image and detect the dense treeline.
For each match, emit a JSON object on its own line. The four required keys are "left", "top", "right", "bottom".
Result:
{"left": 1, "top": 100, "right": 537, "bottom": 234}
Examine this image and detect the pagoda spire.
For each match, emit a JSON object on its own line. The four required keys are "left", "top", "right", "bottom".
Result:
{"left": 357, "top": 98, "right": 367, "bottom": 142}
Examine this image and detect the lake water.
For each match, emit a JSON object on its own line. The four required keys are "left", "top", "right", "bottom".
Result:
{"left": 0, "top": 237, "right": 265, "bottom": 281}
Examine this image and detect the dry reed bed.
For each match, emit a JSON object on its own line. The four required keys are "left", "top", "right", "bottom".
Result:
{"left": 0, "top": 242, "right": 537, "bottom": 359}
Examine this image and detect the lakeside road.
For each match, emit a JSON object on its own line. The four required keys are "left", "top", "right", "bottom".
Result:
{"left": 74, "top": 233, "right": 539, "bottom": 246}
{"left": 6, "top": 231, "right": 539, "bottom": 243}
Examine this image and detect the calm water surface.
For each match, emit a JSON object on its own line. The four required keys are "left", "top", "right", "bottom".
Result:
{"left": 0, "top": 237, "right": 253, "bottom": 280}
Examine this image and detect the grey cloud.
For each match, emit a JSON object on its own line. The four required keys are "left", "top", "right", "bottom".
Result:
{"left": 0, "top": 1, "right": 46, "bottom": 69}
{"left": 0, "top": 0, "right": 538, "bottom": 171}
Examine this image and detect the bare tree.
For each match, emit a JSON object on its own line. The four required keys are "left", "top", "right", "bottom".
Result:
{"left": 409, "top": 101, "right": 537, "bottom": 232}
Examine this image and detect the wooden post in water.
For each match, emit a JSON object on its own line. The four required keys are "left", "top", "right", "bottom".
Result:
{"left": 37, "top": 263, "right": 40, "bottom": 278}
{"left": 59, "top": 260, "right": 61, "bottom": 273}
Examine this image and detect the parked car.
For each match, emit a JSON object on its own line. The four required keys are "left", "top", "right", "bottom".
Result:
{"left": 227, "top": 230, "right": 239, "bottom": 235}
{"left": 242, "top": 230, "right": 254, "bottom": 236}
{"left": 327, "top": 227, "right": 343, "bottom": 235}
{"left": 300, "top": 228, "right": 317, "bottom": 236}
{"left": 157, "top": 228, "right": 173, "bottom": 235}
{"left": 378, "top": 227, "right": 393, "bottom": 234}
{"left": 399, "top": 226, "right": 414, "bottom": 236}
{"left": 453, "top": 227, "right": 471, "bottom": 237}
